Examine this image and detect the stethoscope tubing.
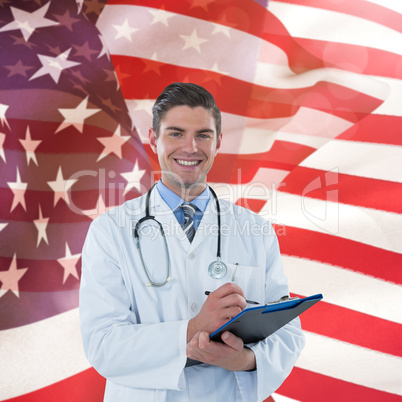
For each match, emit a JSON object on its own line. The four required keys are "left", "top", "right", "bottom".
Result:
{"left": 134, "top": 183, "right": 223, "bottom": 287}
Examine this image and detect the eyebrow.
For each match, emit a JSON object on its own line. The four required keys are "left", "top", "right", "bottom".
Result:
{"left": 165, "top": 126, "right": 185, "bottom": 132}
{"left": 165, "top": 126, "right": 215, "bottom": 134}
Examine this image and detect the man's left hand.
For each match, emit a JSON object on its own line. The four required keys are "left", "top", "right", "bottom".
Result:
{"left": 186, "top": 330, "right": 256, "bottom": 371}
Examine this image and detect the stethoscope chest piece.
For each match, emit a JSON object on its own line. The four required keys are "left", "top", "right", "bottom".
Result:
{"left": 208, "top": 258, "right": 227, "bottom": 279}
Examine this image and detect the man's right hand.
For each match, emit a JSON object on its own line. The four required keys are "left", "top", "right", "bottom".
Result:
{"left": 187, "top": 283, "right": 247, "bottom": 343}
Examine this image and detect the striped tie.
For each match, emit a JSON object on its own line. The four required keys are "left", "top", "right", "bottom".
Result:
{"left": 181, "top": 203, "right": 197, "bottom": 242}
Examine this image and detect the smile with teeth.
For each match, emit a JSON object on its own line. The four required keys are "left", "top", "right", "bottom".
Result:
{"left": 176, "top": 159, "right": 200, "bottom": 166}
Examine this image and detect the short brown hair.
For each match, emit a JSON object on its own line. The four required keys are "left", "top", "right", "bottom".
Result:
{"left": 152, "top": 82, "right": 221, "bottom": 137}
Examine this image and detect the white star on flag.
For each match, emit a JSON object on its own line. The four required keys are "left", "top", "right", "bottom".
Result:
{"left": 57, "top": 243, "right": 80, "bottom": 284}
{"left": 56, "top": 97, "right": 101, "bottom": 134}
{"left": 0, "top": 3, "right": 59, "bottom": 41}
{"left": 33, "top": 205, "right": 49, "bottom": 247}
{"left": 19, "top": 126, "right": 41, "bottom": 166}
{"left": 47, "top": 166, "right": 78, "bottom": 206}
{"left": 210, "top": 62, "right": 229, "bottom": 76}
{"left": 130, "top": 99, "right": 155, "bottom": 114}
{"left": 211, "top": 21, "right": 231, "bottom": 37}
{"left": 148, "top": 8, "right": 173, "bottom": 27}
{"left": 97, "top": 34, "right": 110, "bottom": 60}
{"left": 0, "top": 255, "right": 28, "bottom": 298}
{"left": 7, "top": 168, "right": 28, "bottom": 212}
{"left": 180, "top": 29, "right": 208, "bottom": 52}
{"left": 29, "top": 48, "right": 80, "bottom": 84}
{"left": 113, "top": 19, "right": 138, "bottom": 42}
{"left": 121, "top": 160, "right": 146, "bottom": 195}
{"left": 0, "top": 103, "right": 10, "bottom": 130}
{"left": 96, "top": 125, "right": 130, "bottom": 161}
{"left": 0, "top": 132, "right": 6, "bottom": 162}
{"left": 126, "top": 99, "right": 154, "bottom": 139}
{"left": 189, "top": 0, "right": 215, "bottom": 11}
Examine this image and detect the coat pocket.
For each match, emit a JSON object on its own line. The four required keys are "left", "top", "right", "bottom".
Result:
{"left": 227, "top": 263, "right": 264, "bottom": 305}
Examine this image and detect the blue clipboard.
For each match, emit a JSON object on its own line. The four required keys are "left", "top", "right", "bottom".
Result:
{"left": 209, "top": 293, "right": 323, "bottom": 343}
{"left": 186, "top": 293, "right": 322, "bottom": 367}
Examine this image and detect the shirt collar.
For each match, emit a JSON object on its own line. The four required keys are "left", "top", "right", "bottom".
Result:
{"left": 156, "top": 180, "right": 210, "bottom": 213}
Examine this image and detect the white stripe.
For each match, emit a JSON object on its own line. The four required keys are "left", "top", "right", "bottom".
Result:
{"left": 212, "top": 181, "right": 402, "bottom": 254}
{"left": 248, "top": 167, "right": 290, "bottom": 190}
{"left": 272, "top": 394, "right": 301, "bottom": 402}
{"left": 283, "top": 255, "right": 402, "bottom": 324}
{"left": 276, "top": 107, "right": 353, "bottom": 139}
{"left": 300, "top": 139, "right": 402, "bottom": 183}
{"left": 126, "top": 99, "right": 352, "bottom": 154}
{"left": 364, "top": 0, "right": 402, "bottom": 14}
{"left": 255, "top": 36, "right": 375, "bottom": 94}
{"left": 297, "top": 332, "right": 402, "bottom": 395}
{"left": 0, "top": 308, "right": 89, "bottom": 399}
{"left": 372, "top": 76, "right": 402, "bottom": 117}
{"left": 254, "top": 61, "right": 389, "bottom": 101}
{"left": 276, "top": 131, "right": 330, "bottom": 149}
{"left": 259, "top": 191, "right": 402, "bottom": 254}
{"left": 269, "top": 1, "right": 402, "bottom": 55}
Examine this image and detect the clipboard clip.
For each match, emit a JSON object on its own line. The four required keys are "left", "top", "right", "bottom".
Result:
{"left": 266, "top": 295, "right": 300, "bottom": 305}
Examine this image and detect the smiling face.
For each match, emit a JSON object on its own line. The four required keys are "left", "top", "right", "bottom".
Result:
{"left": 149, "top": 105, "right": 222, "bottom": 200}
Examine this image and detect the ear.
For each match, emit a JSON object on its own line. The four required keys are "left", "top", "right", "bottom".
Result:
{"left": 149, "top": 128, "right": 158, "bottom": 154}
{"left": 215, "top": 132, "right": 223, "bottom": 155}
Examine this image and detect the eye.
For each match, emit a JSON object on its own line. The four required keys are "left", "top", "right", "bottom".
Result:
{"left": 170, "top": 132, "right": 182, "bottom": 137}
{"left": 198, "top": 133, "right": 211, "bottom": 139}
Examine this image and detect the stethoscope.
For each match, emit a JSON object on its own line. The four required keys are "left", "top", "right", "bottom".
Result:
{"left": 134, "top": 183, "right": 227, "bottom": 287}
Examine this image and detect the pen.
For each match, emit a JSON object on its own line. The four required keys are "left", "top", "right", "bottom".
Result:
{"left": 204, "top": 291, "right": 259, "bottom": 305}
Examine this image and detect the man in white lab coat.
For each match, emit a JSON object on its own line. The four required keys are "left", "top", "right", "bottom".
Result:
{"left": 79, "top": 83, "right": 305, "bottom": 401}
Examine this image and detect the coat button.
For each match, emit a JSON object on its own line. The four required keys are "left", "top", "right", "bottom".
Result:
{"left": 191, "top": 303, "right": 198, "bottom": 312}
{"left": 188, "top": 253, "right": 195, "bottom": 260}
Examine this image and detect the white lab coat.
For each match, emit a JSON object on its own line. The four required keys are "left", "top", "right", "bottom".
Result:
{"left": 79, "top": 188, "right": 305, "bottom": 402}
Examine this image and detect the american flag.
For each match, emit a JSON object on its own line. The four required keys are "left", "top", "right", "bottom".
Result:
{"left": 0, "top": 0, "right": 401, "bottom": 401}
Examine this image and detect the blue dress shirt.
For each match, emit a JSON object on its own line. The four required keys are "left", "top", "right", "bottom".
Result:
{"left": 156, "top": 180, "right": 210, "bottom": 231}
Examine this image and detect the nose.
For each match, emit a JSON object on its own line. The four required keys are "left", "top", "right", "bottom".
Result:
{"left": 181, "top": 134, "right": 198, "bottom": 153}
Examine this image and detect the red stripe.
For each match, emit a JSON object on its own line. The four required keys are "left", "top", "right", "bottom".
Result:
{"left": 0, "top": 256, "right": 82, "bottom": 292}
{"left": 0, "top": 188, "right": 115, "bottom": 223}
{"left": 3, "top": 368, "right": 105, "bottom": 402}
{"left": 2, "top": 120, "right": 144, "bottom": 155}
{"left": 0, "top": 183, "right": 145, "bottom": 222}
{"left": 278, "top": 367, "right": 402, "bottom": 402}
{"left": 113, "top": 56, "right": 383, "bottom": 122}
{"left": 294, "top": 37, "right": 402, "bottom": 79}
{"left": 274, "top": 225, "right": 402, "bottom": 285}
{"left": 0, "top": 290, "right": 79, "bottom": 331}
{"left": 114, "top": 56, "right": 293, "bottom": 119}
{"left": 338, "top": 114, "right": 402, "bottom": 146}
{"left": 280, "top": 166, "right": 402, "bottom": 214}
{"left": 293, "top": 295, "right": 402, "bottom": 357}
